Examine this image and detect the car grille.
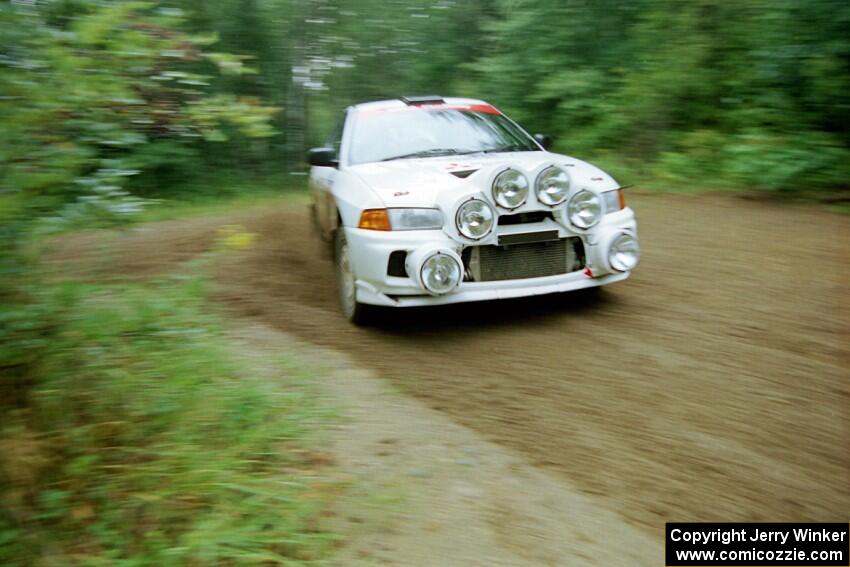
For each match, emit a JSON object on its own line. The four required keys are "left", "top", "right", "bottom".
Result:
{"left": 463, "top": 237, "right": 585, "bottom": 282}
{"left": 497, "top": 210, "right": 555, "bottom": 225}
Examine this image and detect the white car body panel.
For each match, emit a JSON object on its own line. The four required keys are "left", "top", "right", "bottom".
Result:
{"left": 309, "top": 97, "right": 639, "bottom": 310}
{"left": 348, "top": 151, "right": 619, "bottom": 208}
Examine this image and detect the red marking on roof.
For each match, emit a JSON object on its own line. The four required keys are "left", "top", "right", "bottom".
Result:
{"left": 357, "top": 103, "right": 500, "bottom": 116}
{"left": 463, "top": 104, "right": 500, "bottom": 114}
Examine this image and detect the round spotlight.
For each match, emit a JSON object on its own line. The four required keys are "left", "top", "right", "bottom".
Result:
{"left": 535, "top": 166, "right": 570, "bottom": 206}
{"left": 608, "top": 232, "right": 640, "bottom": 272}
{"left": 567, "top": 189, "right": 602, "bottom": 229}
{"left": 492, "top": 169, "right": 529, "bottom": 209}
{"left": 455, "top": 199, "right": 495, "bottom": 240}
{"left": 420, "top": 252, "right": 462, "bottom": 294}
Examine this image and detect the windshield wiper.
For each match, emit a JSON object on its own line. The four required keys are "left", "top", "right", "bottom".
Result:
{"left": 380, "top": 145, "right": 533, "bottom": 162}
{"left": 479, "top": 144, "right": 533, "bottom": 154}
{"left": 380, "top": 148, "right": 469, "bottom": 162}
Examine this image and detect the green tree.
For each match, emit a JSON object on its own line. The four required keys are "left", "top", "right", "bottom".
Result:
{"left": 0, "top": 1, "right": 278, "bottom": 210}
{"left": 0, "top": 0, "right": 279, "bottom": 440}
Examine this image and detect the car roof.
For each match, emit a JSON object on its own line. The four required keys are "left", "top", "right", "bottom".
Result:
{"left": 350, "top": 97, "right": 492, "bottom": 112}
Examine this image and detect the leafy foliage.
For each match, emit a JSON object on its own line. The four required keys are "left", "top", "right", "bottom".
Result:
{"left": 0, "top": 1, "right": 278, "bottom": 222}
{"left": 0, "top": 6, "right": 316, "bottom": 565}
{"left": 5, "top": 0, "right": 847, "bottom": 196}
{"left": 0, "top": 278, "right": 337, "bottom": 566}
{"left": 466, "top": 0, "right": 850, "bottom": 191}
{"left": 199, "top": 0, "right": 844, "bottom": 193}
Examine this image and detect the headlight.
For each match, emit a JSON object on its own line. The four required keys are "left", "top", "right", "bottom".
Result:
{"left": 608, "top": 232, "right": 640, "bottom": 271}
{"left": 359, "top": 208, "right": 443, "bottom": 230}
{"left": 567, "top": 190, "right": 602, "bottom": 229}
{"left": 420, "top": 252, "right": 462, "bottom": 294}
{"left": 535, "top": 166, "right": 570, "bottom": 206}
{"left": 455, "top": 199, "right": 494, "bottom": 239}
{"left": 602, "top": 189, "right": 624, "bottom": 214}
{"left": 492, "top": 169, "right": 528, "bottom": 209}
{"left": 387, "top": 208, "right": 443, "bottom": 230}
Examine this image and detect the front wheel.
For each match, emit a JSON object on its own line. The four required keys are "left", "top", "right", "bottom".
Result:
{"left": 334, "top": 228, "right": 372, "bottom": 325}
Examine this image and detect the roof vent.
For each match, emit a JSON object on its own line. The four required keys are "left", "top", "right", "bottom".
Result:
{"left": 400, "top": 95, "right": 444, "bottom": 106}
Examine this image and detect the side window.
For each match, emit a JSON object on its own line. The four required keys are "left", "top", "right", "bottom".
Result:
{"left": 325, "top": 112, "right": 346, "bottom": 159}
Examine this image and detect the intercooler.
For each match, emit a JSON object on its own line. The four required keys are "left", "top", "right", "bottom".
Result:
{"left": 463, "top": 237, "right": 585, "bottom": 282}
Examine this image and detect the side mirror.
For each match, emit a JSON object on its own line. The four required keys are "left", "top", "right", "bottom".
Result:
{"left": 308, "top": 147, "right": 338, "bottom": 167}
{"left": 533, "top": 133, "right": 553, "bottom": 151}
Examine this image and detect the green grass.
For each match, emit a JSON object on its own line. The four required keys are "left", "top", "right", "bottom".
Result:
{"left": 136, "top": 174, "right": 310, "bottom": 223}
{"left": 0, "top": 271, "right": 339, "bottom": 566}
{"left": 826, "top": 202, "right": 850, "bottom": 215}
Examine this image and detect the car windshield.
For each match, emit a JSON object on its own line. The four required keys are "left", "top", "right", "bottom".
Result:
{"left": 347, "top": 106, "right": 540, "bottom": 165}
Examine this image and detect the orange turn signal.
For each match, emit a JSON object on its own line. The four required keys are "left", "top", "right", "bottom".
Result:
{"left": 358, "top": 208, "right": 392, "bottom": 231}
{"left": 617, "top": 188, "right": 626, "bottom": 210}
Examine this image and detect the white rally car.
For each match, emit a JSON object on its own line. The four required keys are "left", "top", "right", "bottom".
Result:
{"left": 309, "top": 96, "right": 639, "bottom": 324}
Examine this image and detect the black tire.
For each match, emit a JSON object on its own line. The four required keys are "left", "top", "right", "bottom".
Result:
{"left": 334, "top": 228, "right": 372, "bottom": 325}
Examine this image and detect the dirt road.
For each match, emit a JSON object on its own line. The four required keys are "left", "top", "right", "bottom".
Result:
{"left": 55, "top": 192, "right": 849, "bottom": 537}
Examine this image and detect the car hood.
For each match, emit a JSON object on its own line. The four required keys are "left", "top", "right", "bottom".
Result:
{"left": 346, "top": 151, "right": 620, "bottom": 208}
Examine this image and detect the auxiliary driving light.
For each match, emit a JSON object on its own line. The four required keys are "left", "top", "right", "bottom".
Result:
{"left": 455, "top": 198, "right": 495, "bottom": 240}
{"left": 608, "top": 232, "right": 640, "bottom": 272}
{"left": 406, "top": 246, "right": 463, "bottom": 295}
{"left": 535, "top": 166, "right": 571, "bottom": 206}
{"left": 492, "top": 169, "right": 529, "bottom": 209}
{"left": 567, "top": 189, "right": 602, "bottom": 229}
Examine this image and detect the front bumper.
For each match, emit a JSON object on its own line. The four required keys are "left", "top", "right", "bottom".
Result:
{"left": 345, "top": 207, "right": 638, "bottom": 307}
{"left": 357, "top": 270, "right": 629, "bottom": 307}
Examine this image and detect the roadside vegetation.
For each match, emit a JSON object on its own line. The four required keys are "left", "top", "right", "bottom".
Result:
{"left": 0, "top": 4, "right": 332, "bottom": 565}
{"left": 134, "top": 175, "right": 307, "bottom": 223}
{"left": 1, "top": 274, "right": 338, "bottom": 566}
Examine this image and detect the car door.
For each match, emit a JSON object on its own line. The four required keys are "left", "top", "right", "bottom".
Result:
{"left": 310, "top": 112, "right": 346, "bottom": 241}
